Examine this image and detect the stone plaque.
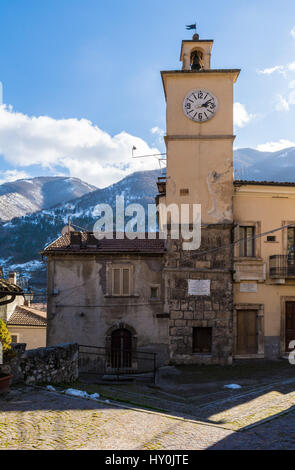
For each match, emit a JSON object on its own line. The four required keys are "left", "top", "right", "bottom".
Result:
{"left": 240, "top": 283, "right": 258, "bottom": 293}
{"left": 188, "top": 279, "right": 211, "bottom": 296}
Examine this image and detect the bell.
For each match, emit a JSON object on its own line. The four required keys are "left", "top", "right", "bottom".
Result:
{"left": 191, "top": 52, "right": 202, "bottom": 71}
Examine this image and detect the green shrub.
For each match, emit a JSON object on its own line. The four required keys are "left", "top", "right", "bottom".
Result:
{"left": 0, "top": 319, "right": 12, "bottom": 354}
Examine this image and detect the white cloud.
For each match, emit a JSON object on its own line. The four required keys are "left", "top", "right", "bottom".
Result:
{"left": 150, "top": 126, "right": 165, "bottom": 146}
{"left": 275, "top": 89, "right": 295, "bottom": 112}
{"left": 0, "top": 105, "right": 160, "bottom": 187}
{"left": 150, "top": 126, "right": 164, "bottom": 137}
{"left": 258, "top": 65, "right": 285, "bottom": 75}
{"left": 276, "top": 94, "right": 290, "bottom": 111}
{"left": 234, "top": 102, "right": 254, "bottom": 128}
{"left": 257, "top": 61, "right": 295, "bottom": 76}
{"left": 256, "top": 139, "right": 295, "bottom": 152}
{"left": 290, "top": 26, "right": 295, "bottom": 40}
{"left": 0, "top": 169, "right": 29, "bottom": 185}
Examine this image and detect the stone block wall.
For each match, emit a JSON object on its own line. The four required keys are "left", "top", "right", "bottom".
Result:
{"left": 1, "top": 343, "right": 79, "bottom": 385}
{"left": 165, "top": 225, "right": 234, "bottom": 365}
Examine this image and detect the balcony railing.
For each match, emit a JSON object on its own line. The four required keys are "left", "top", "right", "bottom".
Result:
{"left": 269, "top": 255, "right": 295, "bottom": 278}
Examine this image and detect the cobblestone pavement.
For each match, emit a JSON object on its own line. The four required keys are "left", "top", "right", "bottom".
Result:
{"left": 75, "top": 377, "right": 295, "bottom": 431}
{"left": 1, "top": 387, "right": 295, "bottom": 449}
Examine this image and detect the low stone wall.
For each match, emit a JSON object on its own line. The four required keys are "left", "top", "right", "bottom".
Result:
{"left": 1, "top": 343, "right": 79, "bottom": 385}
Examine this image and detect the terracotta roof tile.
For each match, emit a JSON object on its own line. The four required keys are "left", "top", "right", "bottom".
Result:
{"left": 0, "top": 278, "right": 23, "bottom": 295}
{"left": 42, "top": 232, "right": 165, "bottom": 254}
{"left": 7, "top": 306, "right": 47, "bottom": 327}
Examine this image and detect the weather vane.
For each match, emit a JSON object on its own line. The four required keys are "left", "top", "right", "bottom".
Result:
{"left": 186, "top": 23, "right": 196, "bottom": 31}
{"left": 186, "top": 22, "right": 199, "bottom": 40}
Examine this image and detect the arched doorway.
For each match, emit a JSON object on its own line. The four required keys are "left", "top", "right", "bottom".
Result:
{"left": 111, "top": 328, "right": 132, "bottom": 368}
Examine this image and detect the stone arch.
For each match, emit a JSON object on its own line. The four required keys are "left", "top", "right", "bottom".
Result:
{"left": 190, "top": 47, "right": 205, "bottom": 70}
{"left": 105, "top": 322, "right": 138, "bottom": 351}
{"left": 105, "top": 322, "right": 138, "bottom": 370}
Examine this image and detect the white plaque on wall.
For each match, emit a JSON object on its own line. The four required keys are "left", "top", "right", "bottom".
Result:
{"left": 188, "top": 279, "right": 211, "bottom": 296}
{"left": 240, "top": 283, "right": 258, "bottom": 293}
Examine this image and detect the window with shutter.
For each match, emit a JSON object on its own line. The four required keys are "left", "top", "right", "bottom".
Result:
{"left": 239, "top": 226, "right": 255, "bottom": 257}
{"left": 123, "top": 269, "right": 130, "bottom": 295}
{"left": 110, "top": 265, "right": 132, "bottom": 296}
{"left": 113, "top": 269, "right": 121, "bottom": 295}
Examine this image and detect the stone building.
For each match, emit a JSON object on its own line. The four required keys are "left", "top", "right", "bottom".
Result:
{"left": 233, "top": 181, "right": 295, "bottom": 360}
{"left": 42, "top": 233, "right": 169, "bottom": 366}
{"left": 42, "top": 32, "right": 295, "bottom": 366}
{"left": 0, "top": 270, "right": 47, "bottom": 349}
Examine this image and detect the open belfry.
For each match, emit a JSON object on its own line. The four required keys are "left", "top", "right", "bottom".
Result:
{"left": 158, "top": 31, "right": 240, "bottom": 364}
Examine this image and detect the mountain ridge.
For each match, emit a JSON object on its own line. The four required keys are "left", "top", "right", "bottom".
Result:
{"left": 1, "top": 146, "right": 295, "bottom": 292}
{"left": 0, "top": 176, "right": 97, "bottom": 222}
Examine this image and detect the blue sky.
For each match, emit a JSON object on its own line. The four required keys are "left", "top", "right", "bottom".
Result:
{"left": 0, "top": 0, "right": 295, "bottom": 187}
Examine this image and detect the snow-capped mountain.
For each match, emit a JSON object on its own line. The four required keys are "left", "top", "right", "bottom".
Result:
{"left": 0, "top": 176, "right": 97, "bottom": 222}
{"left": 1, "top": 145, "right": 295, "bottom": 294}
{"left": 234, "top": 147, "right": 295, "bottom": 181}
{"left": 0, "top": 169, "right": 162, "bottom": 293}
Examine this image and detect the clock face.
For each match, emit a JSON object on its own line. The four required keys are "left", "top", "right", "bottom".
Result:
{"left": 183, "top": 89, "right": 218, "bottom": 122}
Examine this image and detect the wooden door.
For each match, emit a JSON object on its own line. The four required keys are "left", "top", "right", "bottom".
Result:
{"left": 286, "top": 302, "right": 295, "bottom": 351}
{"left": 111, "top": 328, "right": 132, "bottom": 368}
{"left": 236, "top": 310, "right": 257, "bottom": 354}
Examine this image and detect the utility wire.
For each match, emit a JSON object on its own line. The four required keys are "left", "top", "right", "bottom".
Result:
{"left": 6, "top": 221, "right": 295, "bottom": 300}
{"left": 190, "top": 222, "right": 295, "bottom": 258}
{"left": 42, "top": 221, "right": 295, "bottom": 298}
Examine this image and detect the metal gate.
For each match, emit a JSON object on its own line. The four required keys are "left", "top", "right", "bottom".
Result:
{"left": 78, "top": 345, "right": 157, "bottom": 383}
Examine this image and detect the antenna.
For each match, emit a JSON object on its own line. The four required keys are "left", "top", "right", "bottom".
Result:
{"left": 131, "top": 145, "right": 166, "bottom": 159}
{"left": 131, "top": 146, "right": 167, "bottom": 174}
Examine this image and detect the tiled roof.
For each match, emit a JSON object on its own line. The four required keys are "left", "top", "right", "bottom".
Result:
{"left": 7, "top": 306, "right": 47, "bottom": 327}
{"left": 42, "top": 232, "right": 165, "bottom": 255}
{"left": 234, "top": 180, "right": 295, "bottom": 187}
{"left": 30, "top": 303, "right": 47, "bottom": 312}
{"left": 0, "top": 278, "right": 23, "bottom": 295}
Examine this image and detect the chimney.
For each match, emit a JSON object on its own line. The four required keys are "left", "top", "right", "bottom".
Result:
{"left": 70, "top": 231, "right": 82, "bottom": 248}
{"left": 86, "top": 233, "right": 99, "bottom": 248}
{"left": 9, "top": 271, "right": 17, "bottom": 285}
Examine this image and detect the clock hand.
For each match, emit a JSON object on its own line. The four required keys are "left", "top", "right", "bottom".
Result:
{"left": 194, "top": 99, "right": 213, "bottom": 110}
{"left": 202, "top": 99, "right": 213, "bottom": 108}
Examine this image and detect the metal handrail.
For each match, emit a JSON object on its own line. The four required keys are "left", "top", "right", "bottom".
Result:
{"left": 78, "top": 344, "right": 157, "bottom": 383}
{"left": 79, "top": 344, "right": 156, "bottom": 356}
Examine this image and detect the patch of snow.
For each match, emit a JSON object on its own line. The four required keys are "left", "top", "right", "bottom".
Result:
{"left": 0, "top": 257, "right": 12, "bottom": 266}
{"left": 64, "top": 388, "right": 102, "bottom": 401}
{"left": 224, "top": 384, "right": 242, "bottom": 390}
{"left": 46, "top": 385, "right": 56, "bottom": 392}
{"left": 9, "top": 260, "right": 44, "bottom": 272}
{"left": 64, "top": 388, "right": 89, "bottom": 398}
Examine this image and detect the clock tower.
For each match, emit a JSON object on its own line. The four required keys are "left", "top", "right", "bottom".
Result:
{"left": 158, "top": 32, "right": 240, "bottom": 365}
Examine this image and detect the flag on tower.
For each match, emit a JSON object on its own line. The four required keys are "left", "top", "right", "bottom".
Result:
{"left": 186, "top": 24, "right": 196, "bottom": 30}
